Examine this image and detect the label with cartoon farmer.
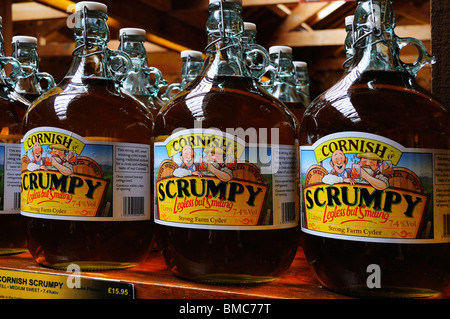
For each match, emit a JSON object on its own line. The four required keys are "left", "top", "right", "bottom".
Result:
{"left": 300, "top": 132, "right": 450, "bottom": 243}
{"left": 154, "top": 128, "right": 299, "bottom": 230}
{"left": 21, "top": 127, "right": 151, "bottom": 221}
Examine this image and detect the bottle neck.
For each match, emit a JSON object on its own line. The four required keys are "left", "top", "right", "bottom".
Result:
{"left": 349, "top": 0, "right": 403, "bottom": 74}
{"left": 181, "top": 56, "right": 203, "bottom": 85}
{"left": 65, "top": 9, "right": 113, "bottom": 82}
{"left": 351, "top": 31, "right": 400, "bottom": 74}
{"left": 242, "top": 30, "right": 256, "bottom": 45}
{"left": 200, "top": 1, "right": 249, "bottom": 78}
{"left": 271, "top": 52, "right": 296, "bottom": 85}
{"left": 294, "top": 67, "right": 310, "bottom": 96}
{"left": 119, "top": 35, "right": 148, "bottom": 68}
{"left": 270, "top": 52, "right": 301, "bottom": 103}
{"left": 344, "top": 24, "right": 354, "bottom": 61}
{"left": 66, "top": 45, "right": 111, "bottom": 82}
{"left": 12, "top": 43, "right": 39, "bottom": 75}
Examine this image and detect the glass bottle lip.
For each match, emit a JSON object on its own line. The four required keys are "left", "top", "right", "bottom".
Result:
{"left": 293, "top": 61, "right": 307, "bottom": 68}
{"left": 181, "top": 50, "right": 203, "bottom": 59}
{"left": 75, "top": 1, "right": 107, "bottom": 13}
{"left": 244, "top": 22, "right": 256, "bottom": 31}
{"left": 73, "top": 1, "right": 110, "bottom": 49}
{"left": 12, "top": 35, "right": 37, "bottom": 45}
{"left": 119, "top": 28, "right": 146, "bottom": 38}
{"left": 209, "top": 0, "right": 242, "bottom": 6}
{"left": 345, "top": 15, "right": 354, "bottom": 26}
{"left": 269, "top": 46, "right": 292, "bottom": 55}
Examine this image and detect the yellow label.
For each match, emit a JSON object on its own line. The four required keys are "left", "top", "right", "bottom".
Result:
{"left": 21, "top": 171, "right": 109, "bottom": 218}
{"left": 157, "top": 176, "right": 269, "bottom": 227}
{"left": 21, "top": 127, "right": 151, "bottom": 221}
{"left": 165, "top": 132, "right": 245, "bottom": 159}
{"left": 303, "top": 183, "right": 429, "bottom": 239}
{"left": 301, "top": 132, "right": 450, "bottom": 243}
{"left": 313, "top": 135, "right": 402, "bottom": 165}
{"left": 155, "top": 129, "right": 299, "bottom": 230}
{"left": 0, "top": 268, "right": 134, "bottom": 299}
{"left": 23, "top": 130, "right": 86, "bottom": 154}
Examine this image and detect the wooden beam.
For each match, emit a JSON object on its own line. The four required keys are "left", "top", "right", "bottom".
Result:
{"left": 273, "top": 29, "right": 346, "bottom": 47}
{"left": 277, "top": 2, "right": 329, "bottom": 33}
{"left": 268, "top": 5, "right": 291, "bottom": 18}
{"left": 431, "top": 0, "right": 449, "bottom": 108}
{"left": 33, "top": 0, "right": 121, "bottom": 28}
{"left": 137, "top": 0, "right": 172, "bottom": 12}
{"left": 271, "top": 25, "right": 431, "bottom": 47}
{"left": 34, "top": 0, "right": 197, "bottom": 52}
{"left": 394, "top": 1, "right": 430, "bottom": 25}
{"left": 171, "top": 0, "right": 300, "bottom": 11}
{"left": 36, "top": 42, "right": 75, "bottom": 57}
{"left": 0, "top": 0, "right": 13, "bottom": 55}
{"left": 12, "top": 2, "right": 68, "bottom": 21}
{"left": 103, "top": 0, "right": 202, "bottom": 51}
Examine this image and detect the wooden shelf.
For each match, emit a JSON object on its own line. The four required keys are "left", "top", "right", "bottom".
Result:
{"left": 1, "top": 248, "right": 448, "bottom": 299}
{"left": 0, "top": 248, "right": 349, "bottom": 299}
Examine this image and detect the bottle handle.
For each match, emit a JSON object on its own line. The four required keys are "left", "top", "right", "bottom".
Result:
{"left": 0, "top": 56, "right": 23, "bottom": 87}
{"left": 36, "top": 71, "right": 56, "bottom": 92}
{"left": 258, "top": 66, "right": 277, "bottom": 92}
{"left": 161, "top": 82, "right": 182, "bottom": 102}
{"left": 143, "top": 66, "right": 168, "bottom": 96}
{"left": 244, "top": 43, "right": 270, "bottom": 79}
{"left": 395, "top": 36, "right": 435, "bottom": 77}
{"left": 105, "top": 49, "right": 134, "bottom": 82}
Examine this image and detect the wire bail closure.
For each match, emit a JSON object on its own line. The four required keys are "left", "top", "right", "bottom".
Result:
{"left": 72, "top": 6, "right": 103, "bottom": 58}
{"left": 82, "top": 7, "right": 93, "bottom": 50}
{"left": 205, "top": 0, "right": 233, "bottom": 53}
{"left": 353, "top": 0, "right": 385, "bottom": 50}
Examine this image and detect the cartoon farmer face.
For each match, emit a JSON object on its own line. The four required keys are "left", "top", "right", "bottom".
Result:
{"left": 358, "top": 152, "right": 382, "bottom": 171}
{"left": 202, "top": 146, "right": 232, "bottom": 182}
{"left": 330, "top": 150, "right": 348, "bottom": 175}
{"left": 356, "top": 152, "right": 388, "bottom": 190}
{"left": 50, "top": 144, "right": 68, "bottom": 159}
{"left": 204, "top": 147, "right": 225, "bottom": 165}
{"left": 32, "top": 142, "right": 43, "bottom": 162}
{"left": 180, "top": 145, "right": 196, "bottom": 168}
{"left": 47, "top": 144, "right": 74, "bottom": 176}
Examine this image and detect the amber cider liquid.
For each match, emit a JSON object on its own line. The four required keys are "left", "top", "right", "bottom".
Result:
{"left": 300, "top": 71, "right": 450, "bottom": 297}
{"left": 132, "top": 94, "right": 164, "bottom": 119}
{"left": 284, "top": 101, "right": 306, "bottom": 127}
{"left": 284, "top": 101, "right": 304, "bottom": 248}
{"left": 155, "top": 75, "right": 300, "bottom": 283}
{"left": 0, "top": 95, "right": 28, "bottom": 255}
{"left": 23, "top": 78, "right": 154, "bottom": 270}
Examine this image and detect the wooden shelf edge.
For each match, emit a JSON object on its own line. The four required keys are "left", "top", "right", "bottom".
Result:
{"left": 1, "top": 248, "right": 448, "bottom": 299}
{"left": 0, "top": 248, "right": 351, "bottom": 299}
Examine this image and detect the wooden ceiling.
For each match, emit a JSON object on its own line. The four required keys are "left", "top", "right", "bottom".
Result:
{"left": 1, "top": 0, "right": 432, "bottom": 94}
{"left": 7, "top": 0, "right": 431, "bottom": 53}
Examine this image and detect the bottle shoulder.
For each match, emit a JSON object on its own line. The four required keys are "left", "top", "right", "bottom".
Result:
{"left": 307, "top": 70, "right": 446, "bottom": 114}
{"left": 23, "top": 79, "right": 153, "bottom": 139}
{"left": 158, "top": 76, "right": 290, "bottom": 117}
{"left": 156, "top": 75, "right": 297, "bottom": 134}
{"left": 28, "top": 78, "right": 150, "bottom": 111}
{"left": 301, "top": 71, "right": 449, "bottom": 148}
